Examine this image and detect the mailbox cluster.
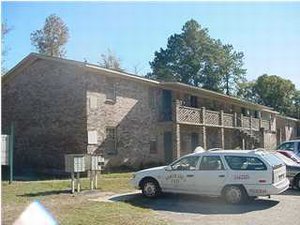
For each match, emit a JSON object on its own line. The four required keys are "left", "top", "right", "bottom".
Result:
{"left": 65, "top": 154, "right": 105, "bottom": 193}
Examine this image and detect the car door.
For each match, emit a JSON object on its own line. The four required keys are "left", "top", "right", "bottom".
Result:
{"left": 194, "top": 155, "right": 227, "bottom": 195}
{"left": 161, "top": 156, "right": 200, "bottom": 193}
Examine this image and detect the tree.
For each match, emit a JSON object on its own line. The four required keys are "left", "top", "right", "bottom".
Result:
{"left": 220, "top": 44, "right": 246, "bottom": 95}
{"left": 147, "top": 19, "right": 246, "bottom": 94}
{"left": 2, "top": 22, "right": 12, "bottom": 74}
{"left": 253, "top": 74, "right": 296, "bottom": 115}
{"left": 290, "top": 90, "right": 300, "bottom": 119}
{"left": 30, "top": 14, "right": 69, "bottom": 57}
{"left": 99, "top": 49, "right": 123, "bottom": 72}
{"left": 237, "top": 81, "right": 258, "bottom": 103}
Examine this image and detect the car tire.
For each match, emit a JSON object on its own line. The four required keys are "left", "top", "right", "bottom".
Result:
{"left": 141, "top": 178, "right": 161, "bottom": 198}
{"left": 223, "top": 185, "right": 247, "bottom": 204}
{"left": 294, "top": 176, "right": 300, "bottom": 190}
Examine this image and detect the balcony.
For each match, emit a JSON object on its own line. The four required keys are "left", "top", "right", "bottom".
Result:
{"left": 176, "top": 105, "right": 273, "bottom": 131}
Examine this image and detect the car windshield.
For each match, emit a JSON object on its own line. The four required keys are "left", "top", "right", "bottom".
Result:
{"left": 275, "top": 153, "right": 298, "bottom": 166}
{"left": 262, "top": 153, "right": 285, "bottom": 167}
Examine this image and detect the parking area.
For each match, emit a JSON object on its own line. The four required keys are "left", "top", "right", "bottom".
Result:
{"left": 107, "top": 189, "right": 300, "bottom": 225}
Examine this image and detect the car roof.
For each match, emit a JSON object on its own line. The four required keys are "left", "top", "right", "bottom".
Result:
{"left": 187, "top": 149, "right": 270, "bottom": 157}
{"left": 281, "top": 140, "right": 300, "bottom": 143}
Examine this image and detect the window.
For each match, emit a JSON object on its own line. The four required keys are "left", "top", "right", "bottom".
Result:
{"left": 106, "top": 127, "right": 117, "bottom": 155}
{"left": 89, "top": 96, "right": 98, "bottom": 109}
{"left": 148, "top": 88, "right": 156, "bottom": 109}
{"left": 191, "top": 133, "right": 199, "bottom": 151}
{"left": 105, "top": 80, "right": 116, "bottom": 103}
{"left": 171, "top": 156, "right": 200, "bottom": 171}
{"left": 190, "top": 95, "right": 198, "bottom": 108}
{"left": 199, "top": 156, "right": 224, "bottom": 170}
{"left": 225, "top": 156, "right": 267, "bottom": 171}
{"left": 278, "top": 142, "right": 295, "bottom": 151}
{"left": 149, "top": 140, "right": 157, "bottom": 154}
{"left": 88, "top": 131, "right": 98, "bottom": 144}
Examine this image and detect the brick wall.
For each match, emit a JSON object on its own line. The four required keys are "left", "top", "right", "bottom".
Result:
{"left": 2, "top": 59, "right": 88, "bottom": 172}
{"left": 83, "top": 71, "right": 164, "bottom": 169}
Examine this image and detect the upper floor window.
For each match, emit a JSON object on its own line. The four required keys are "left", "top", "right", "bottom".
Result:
{"left": 105, "top": 80, "right": 116, "bottom": 103}
{"left": 190, "top": 95, "right": 198, "bottom": 108}
{"left": 89, "top": 96, "right": 98, "bottom": 109}
{"left": 148, "top": 88, "right": 156, "bottom": 109}
{"left": 183, "top": 95, "right": 198, "bottom": 108}
{"left": 88, "top": 130, "right": 98, "bottom": 144}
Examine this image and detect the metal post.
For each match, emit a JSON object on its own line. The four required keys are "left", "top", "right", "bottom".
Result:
{"left": 9, "top": 122, "right": 14, "bottom": 184}
{"left": 76, "top": 172, "right": 80, "bottom": 192}
{"left": 95, "top": 171, "right": 99, "bottom": 189}
{"left": 90, "top": 170, "right": 94, "bottom": 190}
{"left": 71, "top": 172, "right": 75, "bottom": 193}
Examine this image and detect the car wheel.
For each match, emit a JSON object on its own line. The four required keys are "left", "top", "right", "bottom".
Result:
{"left": 223, "top": 185, "right": 246, "bottom": 204}
{"left": 141, "top": 179, "right": 161, "bottom": 198}
{"left": 294, "top": 176, "right": 300, "bottom": 190}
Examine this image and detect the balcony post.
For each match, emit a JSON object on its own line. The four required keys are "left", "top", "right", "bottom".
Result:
{"left": 220, "top": 110, "right": 224, "bottom": 149}
{"left": 201, "top": 107, "right": 206, "bottom": 125}
{"left": 174, "top": 123, "right": 181, "bottom": 159}
{"left": 234, "top": 112, "right": 237, "bottom": 127}
{"left": 174, "top": 99, "right": 180, "bottom": 123}
{"left": 240, "top": 114, "right": 244, "bottom": 128}
{"left": 200, "top": 126, "right": 207, "bottom": 150}
{"left": 250, "top": 115, "right": 253, "bottom": 134}
{"left": 201, "top": 107, "right": 207, "bottom": 149}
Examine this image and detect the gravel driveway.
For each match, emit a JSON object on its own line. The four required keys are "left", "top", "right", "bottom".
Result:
{"left": 109, "top": 189, "right": 300, "bottom": 225}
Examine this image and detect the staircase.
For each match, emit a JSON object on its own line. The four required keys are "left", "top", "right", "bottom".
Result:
{"left": 239, "top": 129, "right": 261, "bottom": 147}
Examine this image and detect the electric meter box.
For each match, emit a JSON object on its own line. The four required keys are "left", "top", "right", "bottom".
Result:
{"left": 65, "top": 154, "right": 87, "bottom": 173}
{"left": 87, "top": 155, "right": 105, "bottom": 171}
{"left": 1, "top": 135, "right": 9, "bottom": 166}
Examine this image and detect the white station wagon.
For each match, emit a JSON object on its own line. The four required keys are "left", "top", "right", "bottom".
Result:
{"left": 131, "top": 149, "right": 289, "bottom": 204}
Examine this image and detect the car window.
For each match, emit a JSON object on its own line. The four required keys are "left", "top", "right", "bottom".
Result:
{"left": 275, "top": 153, "right": 298, "bottom": 166}
{"left": 297, "top": 142, "right": 300, "bottom": 151}
{"left": 278, "top": 142, "right": 295, "bottom": 151}
{"left": 225, "top": 156, "right": 267, "bottom": 170}
{"left": 199, "top": 156, "right": 224, "bottom": 170}
{"left": 263, "top": 153, "right": 285, "bottom": 167}
{"left": 171, "top": 156, "right": 200, "bottom": 171}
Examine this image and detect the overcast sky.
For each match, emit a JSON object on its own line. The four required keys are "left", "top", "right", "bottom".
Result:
{"left": 2, "top": 2, "right": 300, "bottom": 88}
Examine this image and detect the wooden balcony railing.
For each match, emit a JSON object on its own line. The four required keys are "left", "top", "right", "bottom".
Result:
{"left": 176, "top": 105, "right": 273, "bottom": 131}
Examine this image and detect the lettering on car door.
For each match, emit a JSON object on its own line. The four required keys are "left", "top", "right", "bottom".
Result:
{"left": 162, "top": 156, "right": 200, "bottom": 192}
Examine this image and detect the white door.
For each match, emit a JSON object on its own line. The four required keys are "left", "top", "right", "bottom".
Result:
{"left": 195, "top": 155, "right": 227, "bottom": 195}
{"left": 161, "top": 156, "right": 200, "bottom": 193}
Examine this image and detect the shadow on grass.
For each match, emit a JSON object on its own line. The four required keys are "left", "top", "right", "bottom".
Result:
{"left": 109, "top": 192, "right": 279, "bottom": 215}
{"left": 17, "top": 190, "right": 71, "bottom": 197}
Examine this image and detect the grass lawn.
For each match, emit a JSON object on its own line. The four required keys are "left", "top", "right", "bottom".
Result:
{"left": 2, "top": 173, "right": 169, "bottom": 225}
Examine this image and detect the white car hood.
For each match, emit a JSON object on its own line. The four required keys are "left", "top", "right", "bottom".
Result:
{"left": 136, "top": 166, "right": 167, "bottom": 175}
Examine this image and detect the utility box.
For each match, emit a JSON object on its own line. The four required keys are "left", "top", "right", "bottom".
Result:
{"left": 91, "top": 155, "right": 105, "bottom": 171}
{"left": 65, "top": 154, "right": 86, "bottom": 173}
{"left": 1, "top": 135, "right": 9, "bottom": 166}
{"left": 85, "top": 155, "right": 105, "bottom": 171}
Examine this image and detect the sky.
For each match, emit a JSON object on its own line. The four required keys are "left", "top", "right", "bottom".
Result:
{"left": 2, "top": 2, "right": 300, "bottom": 88}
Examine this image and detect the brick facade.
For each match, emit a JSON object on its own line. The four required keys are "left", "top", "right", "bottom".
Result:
{"left": 2, "top": 54, "right": 299, "bottom": 173}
